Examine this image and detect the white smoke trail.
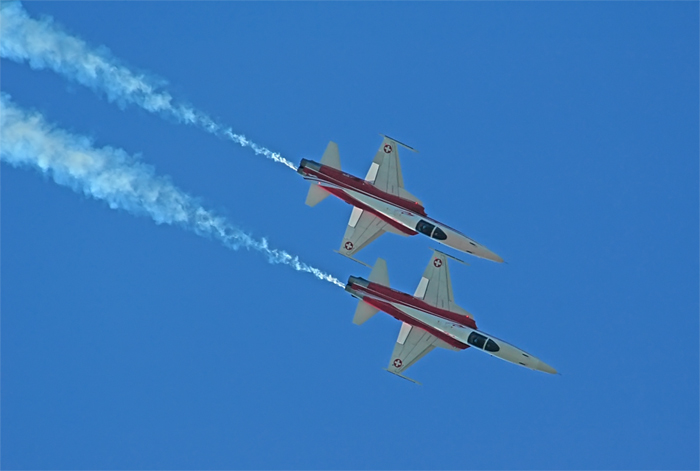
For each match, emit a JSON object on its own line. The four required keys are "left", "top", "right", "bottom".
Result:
{"left": 0, "top": 93, "right": 344, "bottom": 288}
{"left": 0, "top": 2, "right": 298, "bottom": 170}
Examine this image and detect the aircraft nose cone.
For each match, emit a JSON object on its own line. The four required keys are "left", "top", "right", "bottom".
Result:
{"left": 439, "top": 228, "right": 504, "bottom": 262}
{"left": 453, "top": 240, "right": 504, "bottom": 263}
{"left": 536, "top": 360, "right": 557, "bottom": 375}
{"left": 490, "top": 252, "right": 504, "bottom": 263}
{"left": 475, "top": 246, "right": 503, "bottom": 263}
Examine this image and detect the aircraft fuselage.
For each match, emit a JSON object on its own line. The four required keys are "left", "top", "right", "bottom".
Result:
{"left": 345, "top": 276, "right": 557, "bottom": 374}
{"left": 298, "top": 159, "right": 503, "bottom": 262}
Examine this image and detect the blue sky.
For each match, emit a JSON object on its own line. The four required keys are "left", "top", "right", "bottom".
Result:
{"left": 2, "top": 2, "right": 698, "bottom": 469}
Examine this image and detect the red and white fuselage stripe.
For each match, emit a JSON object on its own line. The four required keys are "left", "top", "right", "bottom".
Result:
{"left": 346, "top": 277, "right": 559, "bottom": 374}
{"left": 349, "top": 279, "right": 476, "bottom": 350}
{"left": 299, "top": 162, "right": 427, "bottom": 235}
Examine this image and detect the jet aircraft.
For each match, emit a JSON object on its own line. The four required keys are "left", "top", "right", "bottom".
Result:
{"left": 297, "top": 136, "right": 503, "bottom": 262}
{"left": 344, "top": 250, "right": 557, "bottom": 383}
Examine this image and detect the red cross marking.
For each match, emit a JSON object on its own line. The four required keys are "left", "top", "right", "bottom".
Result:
{"left": 344, "top": 241, "right": 354, "bottom": 251}
{"left": 393, "top": 358, "right": 403, "bottom": 368}
{"left": 383, "top": 144, "right": 393, "bottom": 154}
{"left": 434, "top": 258, "right": 443, "bottom": 268}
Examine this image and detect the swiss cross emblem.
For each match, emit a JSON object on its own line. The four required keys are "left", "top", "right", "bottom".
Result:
{"left": 433, "top": 258, "right": 443, "bottom": 268}
{"left": 383, "top": 144, "right": 393, "bottom": 154}
{"left": 393, "top": 358, "right": 403, "bottom": 368}
{"left": 344, "top": 241, "right": 354, "bottom": 251}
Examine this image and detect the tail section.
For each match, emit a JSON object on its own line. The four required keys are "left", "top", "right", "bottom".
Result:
{"left": 304, "top": 141, "right": 340, "bottom": 207}
{"left": 320, "top": 141, "right": 341, "bottom": 169}
{"left": 305, "top": 183, "right": 330, "bottom": 207}
{"left": 353, "top": 300, "right": 379, "bottom": 325}
{"left": 351, "top": 258, "right": 389, "bottom": 325}
{"left": 368, "top": 258, "right": 390, "bottom": 286}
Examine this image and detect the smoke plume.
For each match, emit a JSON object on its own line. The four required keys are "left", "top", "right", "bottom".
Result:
{"left": 0, "top": 93, "right": 343, "bottom": 287}
{"left": 0, "top": 2, "right": 297, "bottom": 170}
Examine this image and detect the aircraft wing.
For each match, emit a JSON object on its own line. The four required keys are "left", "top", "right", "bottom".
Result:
{"left": 340, "top": 207, "right": 387, "bottom": 256}
{"left": 366, "top": 136, "right": 402, "bottom": 196}
{"left": 366, "top": 136, "right": 423, "bottom": 203}
{"left": 414, "top": 250, "right": 455, "bottom": 309}
{"left": 386, "top": 322, "right": 455, "bottom": 382}
{"left": 413, "top": 250, "right": 474, "bottom": 318}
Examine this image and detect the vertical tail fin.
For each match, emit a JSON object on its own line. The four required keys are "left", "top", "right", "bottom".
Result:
{"left": 320, "top": 141, "right": 341, "bottom": 169}
{"left": 353, "top": 300, "right": 379, "bottom": 325}
{"left": 368, "top": 258, "right": 390, "bottom": 286}
{"left": 351, "top": 258, "right": 389, "bottom": 325}
{"left": 305, "top": 183, "right": 330, "bottom": 207}
{"left": 305, "top": 141, "right": 339, "bottom": 206}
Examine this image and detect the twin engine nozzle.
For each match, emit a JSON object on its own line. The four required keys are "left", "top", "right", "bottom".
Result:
{"left": 297, "top": 158, "right": 321, "bottom": 175}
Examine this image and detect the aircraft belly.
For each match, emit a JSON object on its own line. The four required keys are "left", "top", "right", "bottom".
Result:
{"left": 389, "top": 301, "right": 544, "bottom": 368}
{"left": 390, "top": 210, "right": 422, "bottom": 229}
{"left": 345, "top": 190, "right": 417, "bottom": 231}
{"left": 390, "top": 302, "right": 468, "bottom": 344}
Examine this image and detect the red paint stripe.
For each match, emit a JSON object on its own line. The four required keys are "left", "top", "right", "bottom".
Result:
{"left": 322, "top": 187, "right": 417, "bottom": 236}
{"left": 353, "top": 282, "right": 478, "bottom": 330}
{"left": 362, "top": 297, "right": 469, "bottom": 350}
{"left": 302, "top": 165, "right": 428, "bottom": 217}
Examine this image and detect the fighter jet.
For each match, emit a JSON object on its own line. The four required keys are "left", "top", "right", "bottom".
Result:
{"left": 344, "top": 250, "right": 557, "bottom": 383}
{"left": 297, "top": 136, "right": 503, "bottom": 262}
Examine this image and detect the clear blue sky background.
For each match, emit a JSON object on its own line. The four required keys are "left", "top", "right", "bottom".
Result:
{"left": 2, "top": 2, "right": 698, "bottom": 469}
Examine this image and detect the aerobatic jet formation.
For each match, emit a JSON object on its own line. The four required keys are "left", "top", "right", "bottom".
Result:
{"left": 344, "top": 250, "right": 557, "bottom": 383}
{"left": 297, "top": 136, "right": 503, "bottom": 262}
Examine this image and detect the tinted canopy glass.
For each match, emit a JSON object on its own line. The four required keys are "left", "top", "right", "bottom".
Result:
{"left": 416, "top": 219, "right": 435, "bottom": 236}
{"left": 467, "top": 332, "right": 487, "bottom": 349}
{"left": 485, "top": 339, "right": 500, "bottom": 352}
{"left": 432, "top": 227, "right": 447, "bottom": 240}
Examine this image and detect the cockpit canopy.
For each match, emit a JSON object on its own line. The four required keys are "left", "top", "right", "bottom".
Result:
{"left": 432, "top": 227, "right": 447, "bottom": 240}
{"left": 416, "top": 220, "right": 447, "bottom": 241}
{"left": 468, "top": 332, "right": 500, "bottom": 352}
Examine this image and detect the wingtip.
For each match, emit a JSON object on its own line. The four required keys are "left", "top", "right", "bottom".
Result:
{"left": 430, "top": 247, "right": 470, "bottom": 266}
{"left": 383, "top": 368, "right": 422, "bottom": 385}
{"left": 333, "top": 250, "right": 372, "bottom": 268}
{"left": 379, "top": 134, "right": 418, "bottom": 153}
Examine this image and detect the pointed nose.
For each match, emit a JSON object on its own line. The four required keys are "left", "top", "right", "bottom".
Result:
{"left": 438, "top": 227, "right": 504, "bottom": 263}
{"left": 474, "top": 246, "right": 504, "bottom": 263}
{"left": 488, "top": 251, "right": 504, "bottom": 263}
{"left": 536, "top": 360, "right": 557, "bottom": 375}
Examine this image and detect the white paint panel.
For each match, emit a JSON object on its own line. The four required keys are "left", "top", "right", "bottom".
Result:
{"left": 365, "top": 162, "right": 380, "bottom": 182}
{"left": 348, "top": 207, "right": 363, "bottom": 227}
{"left": 391, "top": 302, "right": 457, "bottom": 340}
{"left": 413, "top": 277, "right": 429, "bottom": 299}
{"left": 397, "top": 322, "right": 412, "bottom": 345}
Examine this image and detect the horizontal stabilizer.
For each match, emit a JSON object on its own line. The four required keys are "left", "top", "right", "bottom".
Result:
{"left": 305, "top": 183, "right": 330, "bottom": 207}
{"left": 353, "top": 300, "right": 379, "bottom": 325}
{"left": 320, "top": 141, "right": 341, "bottom": 169}
{"left": 368, "top": 258, "right": 390, "bottom": 286}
